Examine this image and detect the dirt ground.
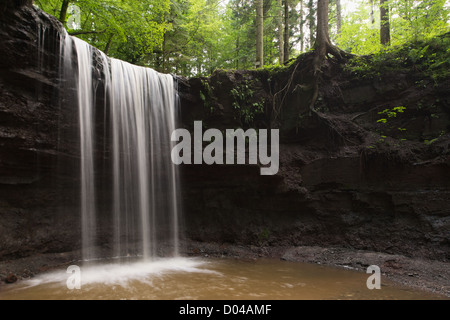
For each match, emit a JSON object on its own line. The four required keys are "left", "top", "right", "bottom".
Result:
{"left": 0, "top": 240, "right": 448, "bottom": 299}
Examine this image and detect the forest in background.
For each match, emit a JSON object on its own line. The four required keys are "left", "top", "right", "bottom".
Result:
{"left": 34, "top": 0, "right": 450, "bottom": 77}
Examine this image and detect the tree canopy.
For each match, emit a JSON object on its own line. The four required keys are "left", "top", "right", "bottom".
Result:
{"left": 35, "top": 0, "right": 450, "bottom": 77}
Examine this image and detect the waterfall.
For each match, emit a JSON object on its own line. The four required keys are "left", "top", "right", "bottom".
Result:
{"left": 110, "top": 58, "right": 180, "bottom": 260}
{"left": 63, "top": 33, "right": 180, "bottom": 261}
{"left": 72, "top": 37, "right": 97, "bottom": 261}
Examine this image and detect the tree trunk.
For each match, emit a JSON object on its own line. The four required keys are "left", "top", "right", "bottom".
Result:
{"left": 310, "top": 0, "right": 344, "bottom": 110}
{"left": 315, "top": 0, "right": 331, "bottom": 53}
{"left": 236, "top": 35, "right": 240, "bottom": 69}
{"left": 336, "top": 0, "right": 342, "bottom": 35}
{"left": 277, "top": 0, "right": 284, "bottom": 64}
{"left": 308, "top": 0, "right": 315, "bottom": 49}
{"left": 370, "top": 0, "right": 375, "bottom": 25}
{"left": 299, "top": 0, "right": 304, "bottom": 52}
{"left": 59, "top": 0, "right": 71, "bottom": 25}
{"left": 313, "top": 0, "right": 346, "bottom": 59}
{"left": 255, "top": 0, "right": 264, "bottom": 68}
{"left": 380, "top": 0, "right": 390, "bottom": 45}
{"left": 104, "top": 34, "right": 114, "bottom": 56}
{"left": 162, "top": 34, "right": 167, "bottom": 73}
{"left": 283, "top": 0, "right": 290, "bottom": 63}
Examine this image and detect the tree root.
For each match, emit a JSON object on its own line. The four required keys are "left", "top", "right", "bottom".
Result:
{"left": 307, "top": 43, "right": 364, "bottom": 146}
{"left": 271, "top": 57, "right": 310, "bottom": 124}
{"left": 271, "top": 40, "right": 356, "bottom": 142}
{"left": 309, "top": 42, "right": 352, "bottom": 113}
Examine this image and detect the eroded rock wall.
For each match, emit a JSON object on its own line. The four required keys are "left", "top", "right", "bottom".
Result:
{"left": 0, "top": 2, "right": 449, "bottom": 262}
{"left": 177, "top": 47, "right": 450, "bottom": 261}
{"left": 0, "top": 3, "right": 83, "bottom": 258}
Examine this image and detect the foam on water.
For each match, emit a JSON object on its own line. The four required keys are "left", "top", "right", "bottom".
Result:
{"left": 19, "top": 258, "right": 218, "bottom": 289}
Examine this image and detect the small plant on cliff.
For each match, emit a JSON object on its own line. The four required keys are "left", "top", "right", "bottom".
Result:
{"left": 424, "top": 131, "right": 446, "bottom": 145}
{"left": 257, "top": 228, "right": 271, "bottom": 246}
{"left": 200, "top": 79, "right": 214, "bottom": 113}
{"left": 230, "top": 80, "right": 265, "bottom": 126}
{"left": 376, "top": 106, "right": 408, "bottom": 143}
{"left": 377, "top": 106, "right": 407, "bottom": 124}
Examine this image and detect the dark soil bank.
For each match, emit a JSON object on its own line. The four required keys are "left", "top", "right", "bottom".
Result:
{"left": 0, "top": 0, "right": 449, "bottom": 297}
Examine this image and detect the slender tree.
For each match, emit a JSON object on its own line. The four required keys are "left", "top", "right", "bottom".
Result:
{"left": 104, "top": 34, "right": 114, "bottom": 55}
{"left": 283, "top": 0, "right": 290, "bottom": 62}
{"left": 277, "top": 0, "right": 284, "bottom": 64}
{"left": 336, "top": 0, "right": 342, "bottom": 35}
{"left": 256, "top": 0, "right": 264, "bottom": 67}
{"left": 299, "top": 0, "right": 304, "bottom": 52}
{"left": 380, "top": 0, "right": 390, "bottom": 45}
{"left": 236, "top": 35, "right": 240, "bottom": 69}
{"left": 308, "top": 0, "right": 316, "bottom": 49}
{"left": 59, "top": 0, "right": 70, "bottom": 25}
{"left": 370, "top": 0, "right": 375, "bottom": 25}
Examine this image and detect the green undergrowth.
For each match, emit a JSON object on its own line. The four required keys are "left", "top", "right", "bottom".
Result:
{"left": 209, "top": 57, "right": 299, "bottom": 81}
{"left": 345, "top": 32, "right": 450, "bottom": 82}
{"left": 230, "top": 80, "right": 265, "bottom": 126}
{"left": 260, "top": 58, "right": 299, "bottom": 75}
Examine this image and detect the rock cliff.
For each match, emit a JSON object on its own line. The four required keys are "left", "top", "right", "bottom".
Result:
{"left": 0, "top": 1, "right": 449, "bottom": 262}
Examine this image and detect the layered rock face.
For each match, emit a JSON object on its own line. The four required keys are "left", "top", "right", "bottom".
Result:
{"left": 0, "top": 2, "right": 84, "bottom": 258}
{"left": 0, "top": 2, "right": 449, "bottom": 262}
{"left": 178, "top": 48, "right": 450, "bottom": 261}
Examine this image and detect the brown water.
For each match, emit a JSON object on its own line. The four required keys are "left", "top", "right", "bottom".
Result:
{"left": 0, "top": 257, "right": 445, "bottom": 300}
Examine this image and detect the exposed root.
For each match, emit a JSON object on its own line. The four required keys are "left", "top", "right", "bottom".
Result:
{"left": 309, "top": 43, "right": 351, "bottom": 113}
{"left": 271, "top": 58, "right": 310, "bottom": 124}
{"left": 306, "top": 42, "right": 366, "bottom": 147}
{"left": 271, "top": 40, "right": 355, "bottom": 140}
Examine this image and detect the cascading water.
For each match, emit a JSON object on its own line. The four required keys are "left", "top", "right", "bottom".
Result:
{"left": 62, "top": 32, "right": 180, "bottom": 262}
{"left": 72, "top": 37, "right": 97, "bottom": 261}
{"left": 110, "top": 58, "right": 180, "bottom": 260}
